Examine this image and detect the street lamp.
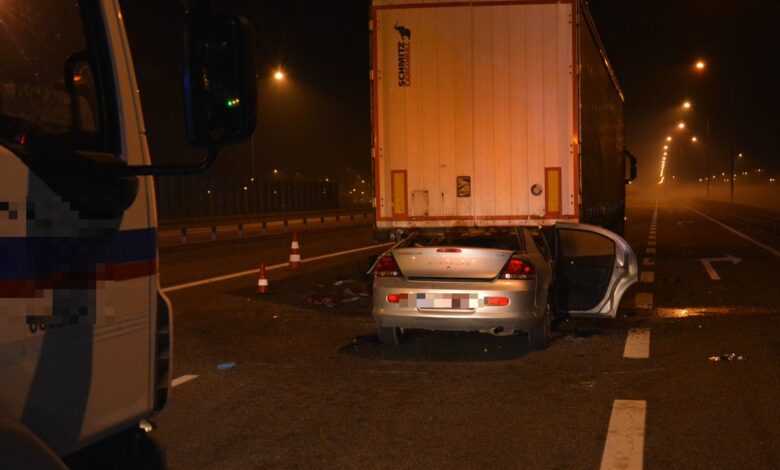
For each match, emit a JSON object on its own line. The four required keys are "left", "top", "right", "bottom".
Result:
{"left": 666, "top": 136, "right": 672, "bottom": 142}
{"left": 274, "top": 69, "right": 285, "bottom": 81}
{"left": 695, "top": 60, "right": 706, "bottom": 71}
{"left": 677, "top": 122, "right": 686, "bottom": 129}
{"left": 691, "top": 136, "right": 698, "bottom": 142}
{"left": 683, "top": 100, "right": 692, "bottom": 109}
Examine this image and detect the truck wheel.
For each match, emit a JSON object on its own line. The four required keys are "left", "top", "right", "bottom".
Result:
{"left": 528, "top": 303, "right": 551, "bottom": 351}
{"left": 378, "top": 326, "right": 402, "bottom": 346}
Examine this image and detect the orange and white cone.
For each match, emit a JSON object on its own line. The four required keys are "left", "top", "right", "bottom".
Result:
{"left": 289, "top": 233, "right": 302, "bottom": 270}
{"left": 256, "top": 263, "right": 270, "bottom": 294}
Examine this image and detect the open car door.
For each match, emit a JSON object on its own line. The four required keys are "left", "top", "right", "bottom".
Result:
{"left": 552, "top": 223, "right": 638, "bottom": 318}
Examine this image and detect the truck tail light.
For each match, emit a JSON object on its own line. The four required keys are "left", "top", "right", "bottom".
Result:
{"left": 374, "top": 254, "right": 402, "bottom": 277}
{"left": 499, "top": 256, "right": 535, "bottom": 280}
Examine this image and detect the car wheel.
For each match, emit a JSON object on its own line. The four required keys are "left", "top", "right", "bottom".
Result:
{"left": 528, "top": 302, "right": 551, "bottom": 351}
{"left": 378, "top": 326, "right": 402, "bottom": 346}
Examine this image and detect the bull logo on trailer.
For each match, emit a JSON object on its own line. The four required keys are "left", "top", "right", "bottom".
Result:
{"left": 394, "top": 22, "right": 411, "bottom": 87}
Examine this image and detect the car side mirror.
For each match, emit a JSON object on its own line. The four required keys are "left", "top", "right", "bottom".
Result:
{"left": 183, "top": 15, "right": 256, "bottom": 149}
{"left": 624, "top": 149, "right": 637, "bottom": 184}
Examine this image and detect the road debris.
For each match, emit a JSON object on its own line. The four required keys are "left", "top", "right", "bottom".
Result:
{"left": 708, "top": 353, "right": 747, "bottom": 362}
{"left": 217, "top": 361, "right": 237, "bottom": 370}
{"left": 304, "top": 279, "right": 371, "bottom": 308}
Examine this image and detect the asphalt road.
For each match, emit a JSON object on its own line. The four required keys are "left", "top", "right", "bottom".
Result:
{"left": 152, "top": 196, "right": 780, "bottom": 469}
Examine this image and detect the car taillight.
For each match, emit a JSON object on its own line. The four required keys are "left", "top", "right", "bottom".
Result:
{"left": 499, "top": 256, "right": 535, "bottom": 280}
{"left": 484, "top": 296, "right": 510, "bottom": 306}
{"left": 374, "top": 254, "right": 402, "bottom": 277}
{"left": 387, "top": 294, "right": 401, "bottom": 303}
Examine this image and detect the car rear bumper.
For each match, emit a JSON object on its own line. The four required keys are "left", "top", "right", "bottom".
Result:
{"left": 372, "top": 278, "right": 544, "bottom": 333}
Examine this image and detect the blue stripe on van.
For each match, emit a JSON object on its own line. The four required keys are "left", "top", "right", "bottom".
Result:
{"left": 0, "top": 228, "right": 157, "bottom": 280}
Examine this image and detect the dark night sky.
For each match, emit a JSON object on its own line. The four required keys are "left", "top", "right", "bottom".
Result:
{"left": 120, "top": 0, "right": 779, "bottom": 188}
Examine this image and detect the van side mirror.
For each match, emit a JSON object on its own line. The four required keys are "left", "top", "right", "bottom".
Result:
{"left": 624, "top": 149, "right": 637, "bottom": 184}
{"left": 183, "top": 15, "right": 256, "bottom": 149}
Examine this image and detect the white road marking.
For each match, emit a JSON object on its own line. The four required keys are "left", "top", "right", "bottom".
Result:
{"left": 646, "top": 248, "right": 656, "bottom": 254}
{"left": 161, "top": 242, "right": 395, "bottom": 293}
{"left": 648, "top": 235, "right": 656, "bottom": 240}
{"left": 687, "top": 206, "right": 780, "bottom": 258}
{"left": 600, "top": 400, "right": 647, "bottom": 470}
{"left": 172, "top": 374, "right": 199, "bottom": 387}
{"left": 623, "top": 329, "right": 650, "bottom": 359}
{"left": 642, "top": 258, "right": 654, "bottom": 266}
{"left": 699, "top": 255, "right": 741, "bottom": 281}
{"left": 634, "top": 293, "right": 653, "bottom": 309}
{"left": 647, "top": 240, "right": 656, "bottom": 247}
{"left": 640, "top": 272, "right": 654, "bottom": 283}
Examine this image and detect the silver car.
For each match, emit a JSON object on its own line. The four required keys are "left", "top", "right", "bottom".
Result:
{"left": 372, "top": 224, "right": 637, "bottom": 349}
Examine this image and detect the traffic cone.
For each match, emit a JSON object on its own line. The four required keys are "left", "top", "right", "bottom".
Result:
{"left": 256, "top": 263, "right": 270, "bottom": 294}
{"left": 289, "top": 232, "right": 302, "bottom": 270}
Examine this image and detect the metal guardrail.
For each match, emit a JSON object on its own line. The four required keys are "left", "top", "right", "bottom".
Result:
{"left": 158, "top": 207, "right": 375, "bottom": 246}
{"left": 696, "top": 200, "right": 780, "bottom": 237}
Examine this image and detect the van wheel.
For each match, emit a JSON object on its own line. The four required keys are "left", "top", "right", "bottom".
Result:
{"left": 528, "top": 302, "right": 551, "bottom": 351}
{"left": 378, "top": 326, "right": 402, "bottom": 346}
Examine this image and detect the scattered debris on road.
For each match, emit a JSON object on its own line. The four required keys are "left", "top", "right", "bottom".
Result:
{"left": 217, "top": 361, "right": 237, "bottom": 370}
{"left": 708, "top": 353, "right": 747, "bottom": 362}
{"left": 304, "top": 278, "right": 371, "bottom": 308}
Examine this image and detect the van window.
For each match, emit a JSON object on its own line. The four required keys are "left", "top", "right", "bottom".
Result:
{"left": 0, "top": 0, "right": 117, "bottom": 154}
{"left": 401, "top": 228, "right": 524, "bottom": 251}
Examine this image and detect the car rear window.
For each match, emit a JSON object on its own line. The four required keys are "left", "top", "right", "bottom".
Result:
{"left": 400, "top": 228, "right": 523, "bottom": 251}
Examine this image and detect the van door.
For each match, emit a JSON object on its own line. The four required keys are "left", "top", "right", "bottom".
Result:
{"left": 552, "top": 223, "right": 638, "bottom": 318}
{"left": 0, "top": 0, "right": 157, "bottom": 456}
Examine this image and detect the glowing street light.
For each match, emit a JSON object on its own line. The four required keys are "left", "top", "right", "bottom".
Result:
{"left": 666, "top": 136, "right": 672, "bottom": 142}
{"left": 683, "top": 100, "right": 692, "bottom": 109}
{"left": 691, "top": 136, "right": 698, "bottom": 142}
{"left": 663, "top": 145, "right": 668, "bottom": 150}
{"left": 677, "top": 122, "right": 686, "bottom": 129}
{"left": 274, "top": 69, "right": 285, "bottom": 81}
{"left": 738, "top": 153, "right": 743, "bottom": 158}
{"left": 695, "top": 60, "right": 706, "bottom": 71}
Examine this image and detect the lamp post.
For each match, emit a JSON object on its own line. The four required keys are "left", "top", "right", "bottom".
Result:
{"left": 693, "top": 59, "right": 737, "bottom": 202}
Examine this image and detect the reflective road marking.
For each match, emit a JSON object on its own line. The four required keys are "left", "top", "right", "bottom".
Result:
{"left": 640, "top": 272, "right": 654, "bottom": 283}
{"left": 162, "top": 242, "right": 395, "bottom": 293}
{"left": 623, "top": 329, "right": 650, "bottom": 359}
{"left": 634, "top": 293, "right": 653, "bottom": 309}
{"left": 172, "top": 374, "right": 199, "bottom": 387}
{"left": 600, "top": 400, "right": 647, "bottom": 470}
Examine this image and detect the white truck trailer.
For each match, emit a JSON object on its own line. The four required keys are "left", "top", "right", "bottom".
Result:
{"left": 370, "top": 0, "right": 635, "bottom": 233}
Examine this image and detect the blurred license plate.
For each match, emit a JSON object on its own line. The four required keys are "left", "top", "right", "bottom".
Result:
{"left": 404, "top": 293, "right": 478, "bottom": 309}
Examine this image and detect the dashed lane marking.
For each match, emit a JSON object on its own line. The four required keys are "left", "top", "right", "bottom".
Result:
{"left": 172, "top": 374, "right": 199, "bottom": 387}
{"left": 161, "top": 242, "right": 396, "bottom": 293}
{"left": 634, "top": 293, "right": 653, "bottom": 309}
{"left": 640, "top": 272, "right": 654, "bottom": 283}
{"left": 600, "top": 400, "right": 647, "bottom": 470}
{"left": 646, "top": 248, "right": 656, "bottom": 254}
{"left": 687, "top": 206, "right": 780, "bottom": 258}
{"left": 623, "top": 329, "right": 650, "bottom": 359}
{"left": 642, "top": 258, "right": 655, "bottom": 266}
{"left": 647, "top": 240, "right": 656, "bottom": 247}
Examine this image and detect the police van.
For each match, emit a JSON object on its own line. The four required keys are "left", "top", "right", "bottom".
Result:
{"left": 0, "top": 0, "right": 256, "bottom": 466}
